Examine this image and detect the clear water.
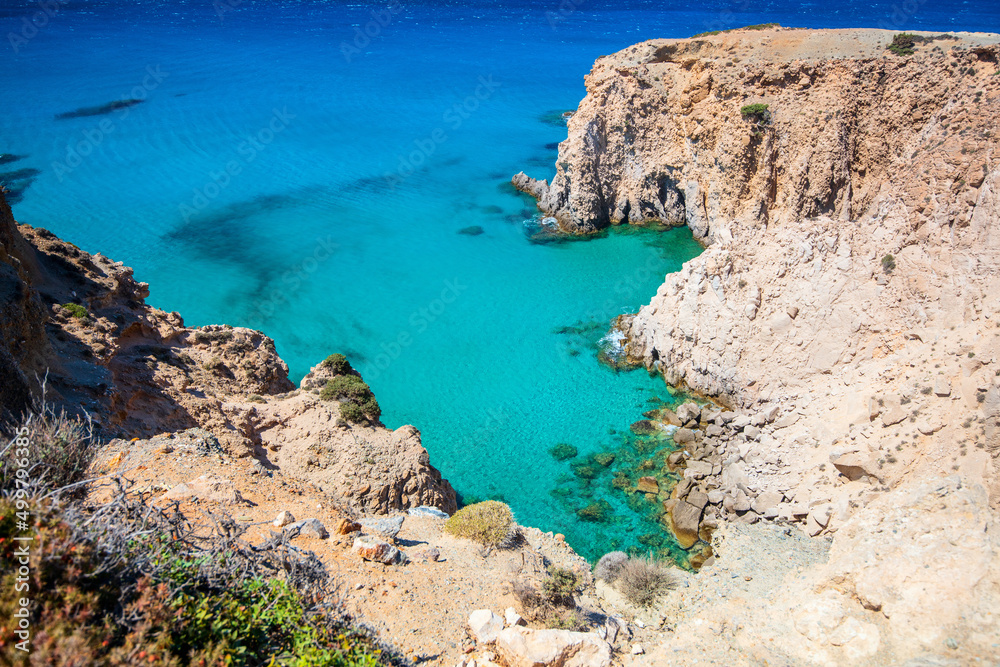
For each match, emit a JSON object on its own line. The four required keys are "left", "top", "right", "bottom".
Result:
{"left": 3, "top": 0, "right": 998, "bottom": 561}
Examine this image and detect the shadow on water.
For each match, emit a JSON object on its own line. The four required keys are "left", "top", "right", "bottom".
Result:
{"left": 0, "top": 167, "right": 41, "bottom": 204}
{"left": 55, "top": 99, "right": 144, "bottom": 120}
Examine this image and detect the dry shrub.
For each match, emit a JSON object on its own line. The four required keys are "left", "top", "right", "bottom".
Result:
{"left": 444, "top": 500, "right": 517, "bottom": 549}
{"left": 0, "top": 405, "right": 94, "bottom": 495}
{"left": 616, "top": 557, "right": 677, "bottom": 608}
{"left": 593, "top": 551, "right": 628, "bottom": 583}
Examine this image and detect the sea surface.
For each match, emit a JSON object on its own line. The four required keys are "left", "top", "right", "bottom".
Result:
{"left": 3, "top": 0, "right": 998, "bottom": 561}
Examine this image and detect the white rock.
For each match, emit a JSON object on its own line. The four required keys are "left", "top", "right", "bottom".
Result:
{"left": 494, "top": 627, "right": 611, "bottom": 667}
{"left": 468, "top": 609, "right": 504, "bottom": 645}
{"left": 273, "top": 510, "right": 296, "bottom": 527}
{"left": 505, "top": 607, "right": 526, "bottom": 627}
{"left": 630, "top": 644, "right": 645, "bottom": 655}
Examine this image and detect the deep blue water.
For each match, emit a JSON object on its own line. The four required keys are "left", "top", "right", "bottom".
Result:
{"left": 2, "top": 0, "right": 998, "bottom": 561}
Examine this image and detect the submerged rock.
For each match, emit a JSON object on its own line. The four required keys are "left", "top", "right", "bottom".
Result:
{"left": 55, "top": 98, "right": 144, "bottom": 119}
{"left": 458, "top": 225, "right": 485, "bottom": 236}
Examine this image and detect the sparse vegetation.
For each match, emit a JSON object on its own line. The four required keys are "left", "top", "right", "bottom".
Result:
{"left": 881, "top": 254, "right": 896, "bottom": 274}
{"left": 542, "top": 568, "right": 578, "bottom": 607}
{"left": 320, "top": 352, "right": 354, "bottom": 376}
{"left": 740, "top": 103, "right": 771, "bottom": 122}
{"left": 319, "top": 375, "right": 381, "bottom": 423}
{"left": 594, "top": 551, "right": 629, "bottom": 583}
{"left": 62, "top": 302, "right": 88, "bottom": 319}
{"left": 615, "top": 557, "right": 677, "bottom": 608}
{"left": 0, "top": 410, "right": 394, "bottom": 667}
{"left": 889, "top": 33, "right": 917, "bottom": 56}
{"left": 444, "top": 500, "right": 517, "bottom": 549}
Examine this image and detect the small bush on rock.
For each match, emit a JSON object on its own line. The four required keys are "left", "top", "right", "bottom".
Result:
{"left": 889, "top": 33, "right": 916, "bottom": 56}
{"left": 62, "top": 302, "right": 88, "bottom": 319}
{"left": 740, "top": 103, "right": 770, "bottom": 121}
{"left": 617, "top": 557, "right": 677, "bottom": 608}
{"left": 444, "top": 500, "right": 517, "bottom": 549}
{"left": 542, "top": 568, "right": 578, "bottom": 607}
{"left": 319, "top": 375, "right": 381, "bottom": 423}
{"left": 881, "top": 254, "right": 896, "bottom": 274}
{"left": 320, "top": 353, "right": 354, "bottom": 376}
{"left": 594, "top": 551, "right": 629, "bottom": 583}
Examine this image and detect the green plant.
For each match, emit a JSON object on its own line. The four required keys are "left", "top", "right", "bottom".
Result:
{"left": 320, "top": 353, "right": 354, "bottom": 376}
{"left": 319, "top": 375, "right": 381, "bottom": 423}
{"left": 62, "top": 302, "right": 88, "bottom": 319}
{"left": 881, "top": 254, "right": 896, "bottom": 274}
{"left": 740, "top": 103, "right": 771, "bottom": 123}
{"left": 444, "top": 500, "right": 517, "bottom": 549}
{"left": 889, "top": 33, "right": 916, "bottom": 56}
{"left": 615, "top": 557, "right": 677, "bottom": 608}
{"left": 542, "top": 568, "right": 578, "bottom": 607}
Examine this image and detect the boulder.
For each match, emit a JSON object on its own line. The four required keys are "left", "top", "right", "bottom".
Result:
{"left": 684, "top": 460, "right": 713, "bottom": 478}
{"left": 163, "top": 475, "right": 248, "bottom": 505}
{"left": 751, "top": 490, "right": 783, "bottom": 517}
{"left": 494, "top": 627, "right": 611, "bottom": 667}
{"left": 469, "top": 609, "right": 505, "bottom": 644}
{"left": 286, "top": 518, "right": 329, "bottom": 539}
{"left": 335, "top": 518, "right": 362, "bottom": 535}
{"left": 934, "top": 378, "right": 952, "bottom": 397}
{"left": 360, "top": 515, "right": 405, "bottom": 540}
{"left": 273, "top": 510, "right": 296, "bottom": 527}
{"left": 673, "top": 427, "right": 695, "bottom": 444}
{"left": 407, "top": 505, "right": 450, "bottom": 519}
{"left": 505, "top": 607, "right": 526, "bottom": 627}
{"left": 353, "top": 535, "right": 405, "bottom": 564}
{"left": 880, "top": 398, "right": 908, "bottom": 426}
{"left": 636, "top": 476, "right": 659, "bottom": 494}
{"left": 512, "top": 172, "right": 550, "bottom": 200}
{"left": 686, "top": 489, "right": 709, "bottom": 510}
{"left": 668, "top": 500, "right": 703, "bottom": 548}
{"left": 675, "top": 402, "right": 701, "bottom": 425}
{"left": 831, "top": 452, "right": 878, "bottom": 482}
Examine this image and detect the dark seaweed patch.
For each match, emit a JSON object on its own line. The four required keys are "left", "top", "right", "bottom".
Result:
{"left": 55, "top": 99, "right": 144, "bottom": 120}
{"left": 0, "top": 154, "right": 25, "bottom": 166}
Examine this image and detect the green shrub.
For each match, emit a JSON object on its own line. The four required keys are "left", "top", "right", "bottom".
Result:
{"left": 616, "top": 557, "right": 677, "bottom": 608}
{"left": 881, "top": 254, "right": 896, "bottom": 274}
{"left": 319, "top": 376, "right": 381, "bottom": 423}
{"left": 889, "top": 33, "right": 916, "bottom": 56}
{"left": 0, "top": 498, "right": 390, "bottom": 667}
{"left": 542, "top": 568, "right": 578, "bottom": 607}
{"left": 444, "top": 500, "right": 517, "bottom": 549}
{"left": 549, "top": 443, "right": 577, "bottom": 460}
{"left": 62, "top": 302, "right": 88, "bottom": 319}
{"left": 320, "top": 353, "right": 354, "bottom": 376}
{"left": 740, "top": 103, "right": 771, "bottom": 122}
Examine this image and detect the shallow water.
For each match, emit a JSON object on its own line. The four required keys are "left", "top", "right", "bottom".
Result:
{"left": 3, "top": 0, "right": 998, "bottom": 560}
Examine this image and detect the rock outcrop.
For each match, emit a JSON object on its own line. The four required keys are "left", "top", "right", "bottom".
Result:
{"left": 0, "top": 190, "right": 457, "bottom": 516}
{"left": 518, "top": 26, "right": 1000, "bottom": 665}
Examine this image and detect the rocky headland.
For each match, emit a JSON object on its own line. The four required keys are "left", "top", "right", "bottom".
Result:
{"left": 2, "top": 24, "right": 1000, "bottom": 667}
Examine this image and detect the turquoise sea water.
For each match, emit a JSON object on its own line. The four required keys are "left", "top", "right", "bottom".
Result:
{"left": 3, "top": 0, "right": 999, "bottom": 560}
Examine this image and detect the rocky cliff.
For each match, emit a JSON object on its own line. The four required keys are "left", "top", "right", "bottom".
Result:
{"left": 0, "top": 191, "right": 456, "bottom": 515}
{"left": 517, "top": 27, "right": 1000, "bottom": 665}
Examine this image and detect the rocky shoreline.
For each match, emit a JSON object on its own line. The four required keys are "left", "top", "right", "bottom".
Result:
{"left": 3, "top": 24, "right": 1000, "bottom": 667}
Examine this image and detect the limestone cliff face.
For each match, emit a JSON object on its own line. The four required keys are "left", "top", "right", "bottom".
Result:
{"left": 518, "top": 28, "right": 1000, "bottom": 664}
{"left": 0, "top": 191, "right": 456, "bottom": 514}
{"left": 519, "top": 28, "right": 1000, "bottom": 404}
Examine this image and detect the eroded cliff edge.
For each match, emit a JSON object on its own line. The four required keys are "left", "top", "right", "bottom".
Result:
{"left": 0, "top": 193, "right": 456, "bottom": 515}
{"left": 518, "top": 27, "right": 1000, "bottom": 665}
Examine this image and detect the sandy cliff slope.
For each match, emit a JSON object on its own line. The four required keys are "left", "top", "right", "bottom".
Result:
{"left": 516, "top": 27, "right": 1000, "bottom": 665}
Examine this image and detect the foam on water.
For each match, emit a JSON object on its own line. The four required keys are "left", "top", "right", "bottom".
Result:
{"left": 3, "top": 0, "right": 998, "bottom": 560}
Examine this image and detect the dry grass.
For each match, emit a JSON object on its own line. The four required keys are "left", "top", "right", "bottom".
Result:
{"left": 444, "top": 500, "right": 517, "bottom": 549}
{"left": 616, "top": 557, "right": 677, "bottom": 608}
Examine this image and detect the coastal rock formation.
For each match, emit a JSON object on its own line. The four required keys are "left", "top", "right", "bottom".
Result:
{"left": 0, "top": 190, "right": 456, "bottom": 516}
{"left": 519, "top": 26, "right": 1000, "bottom": 664}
